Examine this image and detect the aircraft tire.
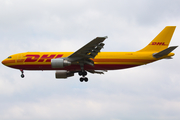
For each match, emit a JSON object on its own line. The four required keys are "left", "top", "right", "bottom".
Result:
{"left": 78, "top": 71, "right": 83, "bottom": 76}
{"left": 84, "top": 77, "right": 88, "bottom": 82}
{"left": 83, "top": 71, "right": 87, "bottom": 76}
{"left": 21, "top": 74, "right": 25, "bottom": 78}
{"left": 80, "top": 77, "right": 84, "bottom": 82}
{"left": 79, "top": 71, "right": 87, "bottom": 76}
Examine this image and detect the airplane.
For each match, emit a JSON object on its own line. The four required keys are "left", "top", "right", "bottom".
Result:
{"left": 2, "top": 26, "right": 178, "bottom": 82}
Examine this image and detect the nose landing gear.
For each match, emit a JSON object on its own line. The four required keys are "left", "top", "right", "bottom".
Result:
{"left": 20, "top": 69, "right": 25, "bottom": 78}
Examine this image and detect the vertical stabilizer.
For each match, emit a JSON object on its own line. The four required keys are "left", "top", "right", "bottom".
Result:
{"left": 138, "top": 26, "right": 176, "bottom": 52}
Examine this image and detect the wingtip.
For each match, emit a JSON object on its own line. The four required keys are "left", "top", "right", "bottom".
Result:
{"left": 96, "top": 36, "right": 108, "bottom": 39}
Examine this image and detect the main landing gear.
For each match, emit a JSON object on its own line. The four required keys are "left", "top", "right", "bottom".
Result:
{"left": 78, "top": 63, "right": 88, "bottom": 82}
{"left": 78, "top": 71, "right": 88, "bottom": 82}
{"left": 20, "top": 69, "right": 25, "bottom": 78}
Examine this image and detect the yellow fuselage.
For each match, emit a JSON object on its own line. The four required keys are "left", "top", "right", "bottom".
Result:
{"left": 2, "top": 52, "right": 174, "bottom": 71}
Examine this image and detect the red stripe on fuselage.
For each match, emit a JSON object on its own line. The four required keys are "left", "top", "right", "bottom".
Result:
{"left": 8, "top": 64, "right": 138, "bottom": 71}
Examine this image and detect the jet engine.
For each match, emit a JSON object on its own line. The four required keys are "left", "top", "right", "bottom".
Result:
{"left": 51, "top": 58, "right": 71, "bottom": 68}
{"left": 55, "top": 70, "right": 74, "bottom": 79}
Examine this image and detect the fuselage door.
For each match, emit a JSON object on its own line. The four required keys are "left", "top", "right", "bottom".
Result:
{"left": 17, "top": 54, "right": 24, "bottom": 63}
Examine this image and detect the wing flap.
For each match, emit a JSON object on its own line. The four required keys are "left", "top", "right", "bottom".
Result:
{"left": 87, "top": 70, "right": 107, "bottom": 74}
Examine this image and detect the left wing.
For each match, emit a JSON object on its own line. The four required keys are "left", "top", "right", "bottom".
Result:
{"left": 68, "top": 37, "right": 107, "bottom": 59}
{"left": 66, "top": 36, "right": 107, "bottom": 66}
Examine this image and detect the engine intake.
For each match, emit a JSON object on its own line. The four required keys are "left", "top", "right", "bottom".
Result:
{"left": 55, "top": 70, "right": 74, "bottom": 79}
{"left": 51, "top": 58, "right": 71, "bottom": 68}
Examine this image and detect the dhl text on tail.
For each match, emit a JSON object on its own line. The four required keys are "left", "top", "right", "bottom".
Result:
{"left": 2, "top": 26, "right": 178, "bottom": 82}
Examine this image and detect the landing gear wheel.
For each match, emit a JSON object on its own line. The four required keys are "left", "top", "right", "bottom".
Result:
{"left": 80, "top": 77, "right": 84, "bottom": 82}
{"left": 20, "top": 69, "right": 25, "bottom": 78}
{"left": 82, "top": 71, "right": 87, "bottom": 76}
{"left": 84, "top": 77, "right": 88, "bottom": 82}
{"left": 78, "top": 71, "right": 87, "bottom": 76}
{"left": 21, "top": 74, "right": 25, "bottom": 78}
{"left": 78, "top": 71, "right": 83, "bottom": 76}
{"left": 79, "top": 63, "right": 88, "bottom": 82}
{"left": 79, "top": 77, "right": 88, "bottom": 82}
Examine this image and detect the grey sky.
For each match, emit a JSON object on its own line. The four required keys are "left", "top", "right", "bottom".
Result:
{"left": 0, "top": 0, "right": 180, "bottom": 120}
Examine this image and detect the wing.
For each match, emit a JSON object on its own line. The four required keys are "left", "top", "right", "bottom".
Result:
{"left": 68, "top": 36, "right": 107, "bottom": 59}
{"left": 67, "top": 36, "right": 107, "bottom": 66}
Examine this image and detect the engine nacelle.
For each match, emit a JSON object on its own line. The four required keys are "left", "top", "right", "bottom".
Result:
{"left": 55, "top": 70, "right": 74, "bottom": 79}
{"left": 51, "top": 58, "right": 71, "bottom": 68}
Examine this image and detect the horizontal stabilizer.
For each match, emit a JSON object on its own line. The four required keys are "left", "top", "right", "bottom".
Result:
{"left": 153, "top": 46, "right": 178, "bottom": 58}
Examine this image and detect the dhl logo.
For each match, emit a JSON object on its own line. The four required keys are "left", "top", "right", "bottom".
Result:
{"left": 24, "top": 54, "right": 63, "bottom": 62}
{"left": 149, "top": 42, "right": 168, "bottom": 46}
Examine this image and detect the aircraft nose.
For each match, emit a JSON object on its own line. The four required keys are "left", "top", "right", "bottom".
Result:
{"left": 2, "top": 58, "right": 16, "bottom": 67}
{"left": 2, "top": 59, "right": 6, "bottom": 65}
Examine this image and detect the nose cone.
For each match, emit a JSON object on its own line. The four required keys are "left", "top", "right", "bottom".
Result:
{"left": 2, "top": 59, "right": 6, "bottom": 65}
{"left": 2, "top": 59, "right": 15, "bottom": 66}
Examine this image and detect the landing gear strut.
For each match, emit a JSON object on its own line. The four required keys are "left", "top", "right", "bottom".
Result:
{"left": 79, "top": 63, "right": 88, "bottom": 82}
{"left": 20, "top": 69, "right": 25, "bottom": 78}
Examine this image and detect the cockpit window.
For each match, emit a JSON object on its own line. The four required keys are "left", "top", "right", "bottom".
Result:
{"left": 7, "top": 56, "right": 12, "bottom": 59}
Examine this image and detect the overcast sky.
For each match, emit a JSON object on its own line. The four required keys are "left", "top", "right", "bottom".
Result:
{"left": 0, "top": 0, "right": 180, "bottom": 120}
